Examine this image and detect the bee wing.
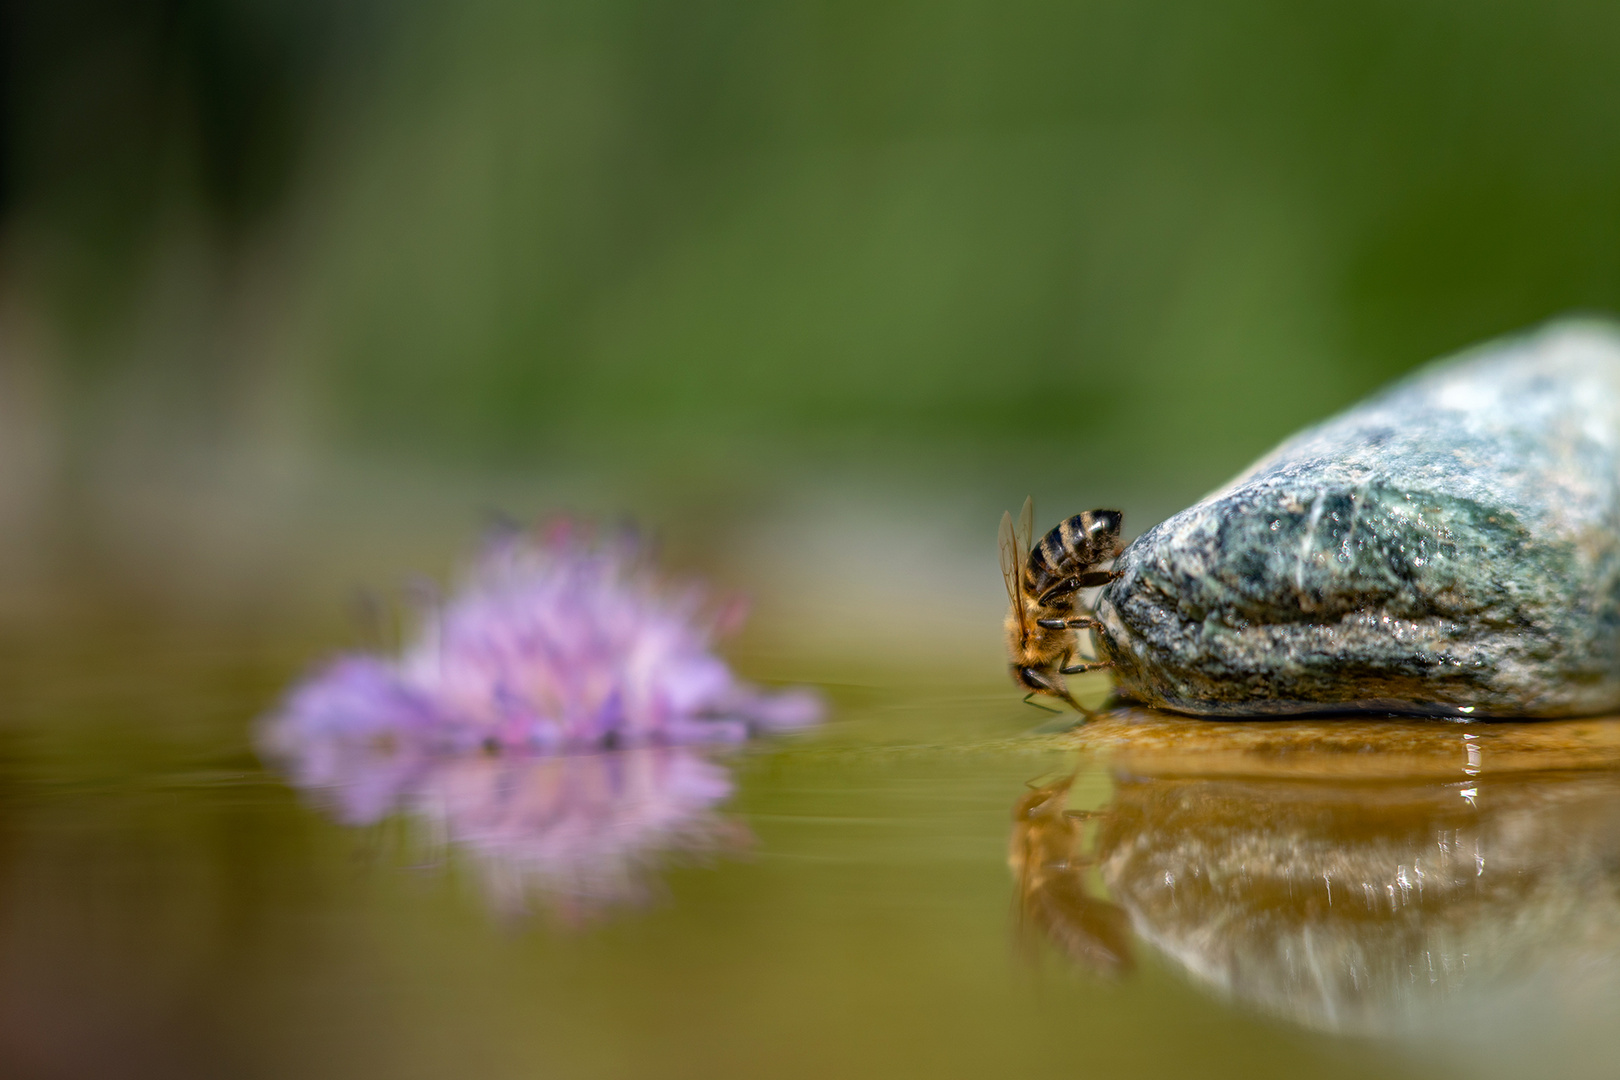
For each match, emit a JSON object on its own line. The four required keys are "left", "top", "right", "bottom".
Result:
{"left": 1001, "top": 497, "right": 1035, "bottom": 638}
{"left": 999, "top": 511, "right": 1021, "bottom": 605}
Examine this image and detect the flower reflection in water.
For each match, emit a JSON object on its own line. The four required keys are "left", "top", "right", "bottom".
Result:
{"left": 278, "top": 739, "right": 749, "bottom": 922}
{"left": 1015, "top": 712, "right": 1620, "bottom": 1035}
{"left": 262, "top": 522, "right": 819, "bottom": 921}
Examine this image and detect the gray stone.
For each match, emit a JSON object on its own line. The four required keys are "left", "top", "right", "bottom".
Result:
{"left": 1096, "top": 319, "right": 1620, "bottom": 717}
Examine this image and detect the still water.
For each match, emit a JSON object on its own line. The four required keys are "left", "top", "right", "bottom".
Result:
{"left": 3, "top": 619, "right": 1619, "bottom": 1079}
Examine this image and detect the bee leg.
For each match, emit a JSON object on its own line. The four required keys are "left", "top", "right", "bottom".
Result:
{"left": 1060, "top": 660, "right": 1113, "bottom": 675}
{"left": 1039, "top": 616, "right": 1100, "bottom": 630}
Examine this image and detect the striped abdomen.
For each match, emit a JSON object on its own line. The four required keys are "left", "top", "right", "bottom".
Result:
{"left": 1023, "top": 510, "right": 1123, "bottom": 603}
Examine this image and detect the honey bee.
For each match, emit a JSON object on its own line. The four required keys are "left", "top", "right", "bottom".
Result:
{"left": 1000, "top": 496, "right": 1123, "bottom": 711}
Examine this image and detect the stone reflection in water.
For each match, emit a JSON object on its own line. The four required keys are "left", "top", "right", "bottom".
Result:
{"left": 274, "top": 738, "right": 748, "bottom": 922}
{"left": 1015, "top": 715, "right": 1620, "bottom": 1034}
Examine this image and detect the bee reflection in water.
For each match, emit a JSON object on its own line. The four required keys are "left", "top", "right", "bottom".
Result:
{"left": 280, "top": 741, "right": 748, "bottom": 924}
{"left": 1010, "top": 776, "right": 1134, "bottom": 976}
{"left": 1012, "top": 722, "right": 1620, "bottom": 1035}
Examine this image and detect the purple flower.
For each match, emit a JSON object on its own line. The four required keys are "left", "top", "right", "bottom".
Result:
{"left": 263, "top": 522, "right": 822, "bottom": 754}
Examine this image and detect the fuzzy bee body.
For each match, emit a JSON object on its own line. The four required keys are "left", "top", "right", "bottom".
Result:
{"left": 1000, "top": 498, "right": 1123, "bottom": 711}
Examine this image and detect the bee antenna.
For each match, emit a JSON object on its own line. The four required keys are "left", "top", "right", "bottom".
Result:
{"left": 1022, "top": 692, "right": 1064, "bottom": 715}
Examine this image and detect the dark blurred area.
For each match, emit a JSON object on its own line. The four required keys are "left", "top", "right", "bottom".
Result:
{"left": 2, "top": 0, "right": 1620, "bottom": 648}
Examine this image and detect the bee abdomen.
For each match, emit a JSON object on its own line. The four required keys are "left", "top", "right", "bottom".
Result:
{"left": 1027, "top": 510, "right": 1123, "bottom": 589}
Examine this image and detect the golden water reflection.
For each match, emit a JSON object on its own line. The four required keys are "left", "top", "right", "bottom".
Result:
{"left": 1017, "top": 711, "right": 1620, "bottom": 1034}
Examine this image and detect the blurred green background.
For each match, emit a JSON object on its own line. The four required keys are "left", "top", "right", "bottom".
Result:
{"left": 3, "top": 0, "right": 1620, "bottom": 656}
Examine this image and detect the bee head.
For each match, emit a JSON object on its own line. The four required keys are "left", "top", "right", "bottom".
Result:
{"left": 1013, "top": 664, "right": 1053, "bottom": 694}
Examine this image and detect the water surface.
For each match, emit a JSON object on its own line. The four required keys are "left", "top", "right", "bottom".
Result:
{"left": 3, "top": 620, "right": 1616, "bottom": 1079}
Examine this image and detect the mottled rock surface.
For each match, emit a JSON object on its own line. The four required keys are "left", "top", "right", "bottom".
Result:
{"left": 1096, "top": 320, "right": 1620, "bottom": 717}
